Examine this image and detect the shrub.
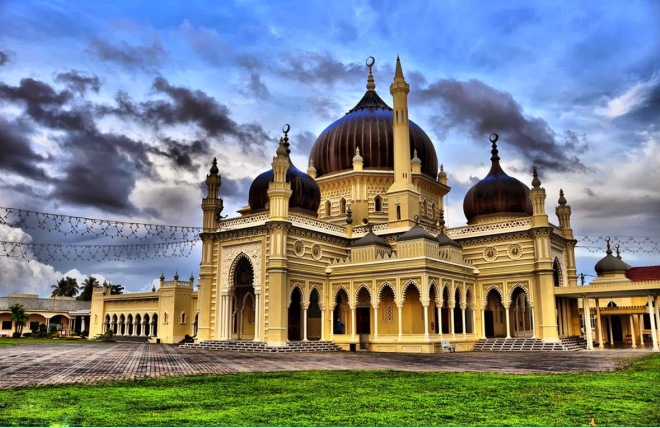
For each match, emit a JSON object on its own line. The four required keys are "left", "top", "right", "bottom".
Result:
{"left": 12, "top": 332, "right": 22, "bottom": 338}
{"left": 102, "top": 330, "right": 115, "bottom": 342}
{"left": 48, "top": 324, "right": 58, "bottom": 338}
{"left": 22, "top": 332, "right": 32, "bottom": 337}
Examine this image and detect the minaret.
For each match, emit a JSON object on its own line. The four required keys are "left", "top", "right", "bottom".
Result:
{"left": 530, "top": 167, "right": 549, "bottom": 227}
{"left": 201, "top": 158, "right": 224, "bottom": 231}
{"left": 556, "top": 189, "right": 578, "bottom": 286}
{"left": 387, "top": 56, "right": 420, "bottom": 226}
{"left": 267, "top": 125, "right": 293, "bottom": 221}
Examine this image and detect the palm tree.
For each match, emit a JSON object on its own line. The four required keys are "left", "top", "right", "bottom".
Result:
{"left": 51, "top": 277, "right": 80, "bottom": 297}
{"left": 77, "top": 276, "right": 99, "bottom": 301}
{"left": 9, "top": 304, "right": 29, "bottom": 335}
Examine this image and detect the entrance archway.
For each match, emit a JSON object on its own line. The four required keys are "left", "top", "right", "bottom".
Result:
{"left": 307, "top": 288, "right": 322, "bottom": 340}
{"left": 230, "top": 255, "right": 257, "bottom": 340}
{"left": 333, "top": 289, "right": 349, "bottom": 335}
{"left": 402, "top": 284, "right": 423, "bottom": 334}
{"left": 484, "top": 288, "right": 505, "bottom": 338}
{"left": 288, "top": 287, "right": 302, "bottom": 341}
{"left": 356, "top": 287, "right": 371, "bottom": 334}
{"left": 511, "top": 287, "right": 533, "bottom": 338}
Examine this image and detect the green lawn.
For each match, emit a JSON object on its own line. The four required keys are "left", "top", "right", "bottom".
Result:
{"left": 0, "top": 337, "right": 96, "bottom": 347}
{"left": 0, "top": 354, "right": 658, "bottom": 426}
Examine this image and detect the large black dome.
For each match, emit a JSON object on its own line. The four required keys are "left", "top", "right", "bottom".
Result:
{"left": 309, "top": 89, "right": 438, "bottom": 179}
{"left": 248, "top": 163, "right": 321, "bottom": 215}
{"left": 463, "top": 135, "right": 533, "bottom": 224}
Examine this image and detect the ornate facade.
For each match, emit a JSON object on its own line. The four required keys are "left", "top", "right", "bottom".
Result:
{"left": 89, "top": 57, "right": 660, "bottom": 351}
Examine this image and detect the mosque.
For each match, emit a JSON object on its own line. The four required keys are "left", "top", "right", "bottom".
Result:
{"left": 86, "top": 57, "right": 660, "bottom": 352}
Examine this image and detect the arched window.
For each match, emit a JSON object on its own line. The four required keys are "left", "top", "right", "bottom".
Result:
{"left": 325, "top": 200, "right": 331, "bottom": 217}
{"left": 553, "top": 258, "right": 562, "bottom": 287}
{"left": 431, "top": 203, "right": 436, "bottom": 219}
{"left": 374, "top": 195, "right": 382, "bottom": 212}
{"left": 396, "top": 205, "right": 401, "bottom": 220}
{"left": 181, "top": 312, "right": 187, "bottom": 324}
{"left": 339, "top": 198, "right": 346, "bottom": 215}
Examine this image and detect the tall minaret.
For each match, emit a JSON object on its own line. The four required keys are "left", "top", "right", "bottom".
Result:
{"left": 267, "top": 125, "right": 293, "bottom": 221}
{"left": 387, "top": 56, "right": 420, "bottom": 226}
{"left": 201, "top": 158, "right": 224, "bottom": 231}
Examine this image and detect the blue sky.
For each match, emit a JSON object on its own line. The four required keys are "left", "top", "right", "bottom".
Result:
{"left": 0, "top": 0, "right": 659, "bottom": 295}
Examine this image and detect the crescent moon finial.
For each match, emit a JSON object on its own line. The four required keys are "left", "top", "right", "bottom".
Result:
{"left": 365, "top": 56, "right": 376, "bottom": 91}
{"left": 282, "top": 123, "right": 290, "bottom": 135}
{"left": 366, "top": 56, "right": 375, "bottom": 67}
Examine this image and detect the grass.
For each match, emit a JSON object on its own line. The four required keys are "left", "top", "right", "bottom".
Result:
{"left": 0, "top": 354, "right": 658, "bottom": 426}
{"left": 0, "top": 337, "right": 98, "bottom": 347}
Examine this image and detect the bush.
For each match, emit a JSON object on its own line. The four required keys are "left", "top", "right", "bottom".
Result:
{"left": 48, "top": 324, "right": 58, "bottom": 338}
{"left": 12, "top": 332, "right": 22, "bottom": 338}
{"left": 36, "top": 323, "right": 48, "bottom": 338}
{"left": 102, "top": 329, "right": 115, "bottom": 342}
{"left": 22, "top": 332, "right": 32, "bottom": 337}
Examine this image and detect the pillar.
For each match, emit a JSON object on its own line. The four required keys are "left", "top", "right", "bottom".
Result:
{"left": 397, "top": 305, "right": 403, "bottom": 341}
{"left": 629, "top": 315, "right": 636, "bottom": 348}
{"left": 655, "top": 296, "right": 660, "bottom": 344}
{"left": 639, "top": 315, "right": 644, "bottom": 347}
{"left": 647, "top": 295, "right": 658, "bottom": 351}
{"left": 423, "top": 304, "right": 429, "bottom": 341}
{"left": 254, "top": 293, "right": 261, "bottom": 341}
{"left": 321, "top": 307, "right": 326, "bottom": 341}
{"left": 505, "top": 306, "right": 511, "bottom": 339}
{"left": 450, "top": 304, "right": 456, "bottom": 339}
{"left": 596, "top": 299, "right": 604, "bottom": 349}
{"left": 438, "top": 305, "right": 444, "bottom": 338}
{"left": 584, "top": 297, "right": 593, "bottom": 350}
{"left": 373, "top": 307, "right": 379, "bottom": 339}
{"left": 608, "top": 317, "right": 614, "bottom": 347}
{"left": 461, "top": 305, "right": 467, "bottom": 337}
{"left": 351, "top": 306, "right": 356, "bottom": 341}
{"left": 481, "top": 308, "right": 486, "bottom": 338}
{"left": 531, "top": 307, "right": 536, "bottom": 339}
{"left": 472, "top": 308, "right": 477, "bottom": 338}
{"left": 303, "top": 306, "right": 308, "bottom": 342}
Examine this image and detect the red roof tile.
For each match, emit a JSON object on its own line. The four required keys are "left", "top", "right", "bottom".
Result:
{"left": 625, "top": 266, "right": 660, "bottom": 282}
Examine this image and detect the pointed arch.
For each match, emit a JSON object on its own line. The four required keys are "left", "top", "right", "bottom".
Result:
{"left": 229, "top": 252, "right": 255, "bottom": 288}
{"left": 288, "top": 283, "right": 304, "bottom": 308}
{"left": 354, "top": 283, "right": 372, "bottom": 306}
{"left": 377, "top": 282, "right": 396, "bottom": 303}
{"left": 482, "top": 285, "right": 504, "bottom": 309}
{"left": 428, "top": 281, "right": 439, "bottom": 302}
{"left": 339, "top": 197, "right": 347, "bottom": 214}
{"left": 324, "top": 200, "right": 331, "bottom": 217}
{"left": 402, "top": 280, "right": 421, "bottom": 303}
{"left": 553, "top": 257, "right": 563, "bottom": 287}
{"left": 374, "top": 195, "right": 383, "bottom": 212}
{"left": 332, "top": 284, "right": 350, "bottom": 308}
{"left": 508, "top": 283, "right": 530, "bottom": 307}
{"left": 308, "top": 284, "right": 323, "bottom": 309}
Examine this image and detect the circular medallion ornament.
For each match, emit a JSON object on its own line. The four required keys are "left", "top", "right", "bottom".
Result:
{"left": 483, "top": 246, "right": 498, "bottom": 262}
{"left": 294, "top": 240, "right": 305, "bottom": 257}
{"left": 507, "top": 243, "right": 523, "bottom": 260}
{"left": 311, "top": 244, "right": 322, "bottom": 260}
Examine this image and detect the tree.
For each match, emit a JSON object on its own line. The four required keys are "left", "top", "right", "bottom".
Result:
{"left": 109, "top": 284, "right": 124, "bottom": 295}
{"left": 9, "top": 304, "right": 29, "bottom": 335}
{"left": 51, "top": 276, "right": 79, "bottom": 297}
{"left": 77, "top": 276, "right": 99, "bottom": 301}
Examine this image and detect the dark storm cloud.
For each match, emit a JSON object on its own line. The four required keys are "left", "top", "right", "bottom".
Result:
{"left": 413, "top": 78, "right": 588, "bottom": 172}
{"left": 151, "top": 136, "right": 211, "bottom": 172}
{"left": 0, "top": 77, "right": 94, "bottom": 131}
{"left": 87, "top": 37, "right": 165, "bottom": 71}
{"left": 0, "top": 50, "right": 8, "bottom": 66}
{"left": 196, "top": 175, "right": 251, "bottom": 200}
{"left": 0, "top": 117, "right": 48, "bottom": 179}
{"left": 52, "top": 129, "right": 153, "bottom": 213}
{"left": 275, "top": 52, "right": 364, "bottom": 86}
{"left": 291, "top": 131, "right": 317, "bottom": 156}
{"left": 55, "top": 70, "right": 100, "bottom": 95}
{"left": 242, "top": 72, "right": 270, "bottom": 99}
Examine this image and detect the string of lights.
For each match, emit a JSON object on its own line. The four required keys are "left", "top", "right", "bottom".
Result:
{"left": 0, "top": 207, "right": 201, "bottom": 241}
{"left": 0, "top": 240, "right": 198, "bottom": 262}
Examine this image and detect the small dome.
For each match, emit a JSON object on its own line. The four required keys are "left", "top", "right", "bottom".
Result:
{"left": 248, "top": 163, "right": 321, "bottom": 215}
{"left": 397, "top": 223, "right": 435, "bottom": 242}
{"left": 595, "top": 241, "right": 629, "bottom": 275}
{"left": 351, "top": 230, "right": 390, "bottom": 248}
{"left": 463, "top": 134, "right": 533, "bottom": 224}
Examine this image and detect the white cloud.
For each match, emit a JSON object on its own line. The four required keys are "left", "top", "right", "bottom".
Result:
{"left": 595, "top": 74, "right": 659, "bottom": 118}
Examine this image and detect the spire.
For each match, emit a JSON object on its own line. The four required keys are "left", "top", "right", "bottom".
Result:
{"left": 558, "top": 189, "right": 567, "bottom": 205}
{"left": 366, "top": 56, "right": 375, "bottom": 91}
{"left": 488, "top": 133, "right": 504, "bottom": 174}
{"left": 159, "top": 272, "right": 165, "bottom": 281}
{"left": 532, "top": 167, "right": 541, "bottom": 188}
{"left": 438, "top": 164, "right": 447, "bottom": 185}
{"left": 353, "top": 146, "right": 363, "bottom": 163}
{"left": 615, "top": 244, "right": 622, "bottom": 259}
{"left": 394, "top": 55, "right": 404, "bottom": 80}
{"left": 605, "top": 237, "right": 612, "bottom": 256}
{"left": 307, "top": 159, "right": 317, "bottom": 178}
{"left": 210, "top": 157, "right": 219, "bottom": 175}
{"left": 411, "top": 149, "right": 421, "bottom": 165}
{"left": 276, "top": 123, "right": 291, "bottom": 158}
{"left": 438, "top": 209, "right": 446, "bottom": 233}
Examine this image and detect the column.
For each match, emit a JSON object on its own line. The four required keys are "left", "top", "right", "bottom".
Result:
{"left": 629, "top": 315, "right": 637, "bottom": 348}
{"left": 608, "top": 317, "right": 614, "bottom": 347}
{"left": 472, "top": 308, "right": 477, "bottom": 338}
{"left": 219, "top": 295, "right": 226, "bottom": 339}
{"left": 505, "top": 306, "right": 511, "bottom": 339}
{"left": 351, "top": 306, "right": 356, "bottom": 341}
{"left": 449, "top": 304, "right": 456, "bottom": 339}
{"left": 583, "top": 297, "right": 593, "bottom": 350}
{"left": 481, "top": 308, "right": 486, "bottom": 338}
{"left": 320, "top": 307, "right": 325, "bottom": 341}
{"left": 530, "top": 307, "right": 536, "bottom": 339}
{"left": 514, "top": 309, "right": 519, "bottom": 336}
{"left": 397, "top": 305, "right": 403, "bottom": 341}
{"left": 461, "top": 305, "right": 467, "bottom": 337}
{"left": 596, "top": 299, "right": 604, "bottom": 349}
{"left": 655, "top": 296, "right": 660, "bottom": 344}
{"left": 647, "top": 295, "right": 658, "bottom": 351}
{"left": 303, "top": 307, "right": 308, "bottom": 342}
{"left": 330, "top": 306, "right": 335, "bottom": 339}
{"left": 373, "top": 307, "right": 379, "bottom": 340}
{"left": 423, "top": 304, "right": 429, "bottom": 341}
{"left": 132, "top": 321, "right": 138, "bottom": 337}
{"left": 639, "top": 315, "right": 644, "bottom": 347}
{"left": 81, "top": 317, "right": 86, "bottom": 334}
{"left": 438, "top": 305, "right": 444, "bottom": 338}
{"left": 254, "top": 293, "right": 260, "bottom": 341}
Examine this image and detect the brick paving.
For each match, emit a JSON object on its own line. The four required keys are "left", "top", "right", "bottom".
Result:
{"left": 0, "top": 342, "right": 651, "bottom": 389}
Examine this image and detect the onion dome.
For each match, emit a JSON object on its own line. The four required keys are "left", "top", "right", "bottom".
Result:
{"left": 309, "top": 57, "right": 438, "bottom": 179}
{"left": 594, "top": 239, "right": 629, "bottom": 275}
{"left": 463, "top": 134, "right": 533, "bottom": 224}
{"left": 248, "top": 128, "right": 321, "bottom": 215}
{"left": 209, "top": 157, "right": 219, "bottom": 175}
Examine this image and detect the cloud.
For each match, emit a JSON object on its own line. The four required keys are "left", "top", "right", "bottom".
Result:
{"left": 240, "top": 72, "right": 270, "bottom": 99}
{"left": 150, "top": 136, "right": 211, "bottom": 172}
{"left": 291, "top": 131, "right": 317, "bottom": 157}
{"left": 595, "top": 74, "right": 660, "bottom": 118}
{"left": 413, "top": 78, "right": 588, "bottom": 172}
{"left": 0, "top": 49, "right": 8, "bottom": 66}
{"left": 87, "top": 36, "right": 165, "bottom": 71}
{"left": 178, "top": 19, "right": 226, "bottom": 65}
{"left": 55, "top": 70, "right": 101, "bottom": 95}
{"left": 274, "top": 51, "right": 364, "bottom": 86}
{"left": 0, "top": 117, "right": 49, "bottom": 179}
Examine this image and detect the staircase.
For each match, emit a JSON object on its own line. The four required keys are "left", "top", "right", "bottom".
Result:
{"left": 179, "top": 340, "right": 343, "bottom": 353}
{"left": 113, "top": 335, "right": 151, "bottom": 343}
{"left": 472, "top": 337, "right": 587, "bottom": 351}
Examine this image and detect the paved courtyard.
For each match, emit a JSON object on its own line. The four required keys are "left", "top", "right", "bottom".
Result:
{"left": 0, "top": 342, "right": 651, "bottom": 389}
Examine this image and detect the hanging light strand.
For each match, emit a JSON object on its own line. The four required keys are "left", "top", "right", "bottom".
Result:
{"left": 0, "top": 207, "right": 201, "bottom": 241}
